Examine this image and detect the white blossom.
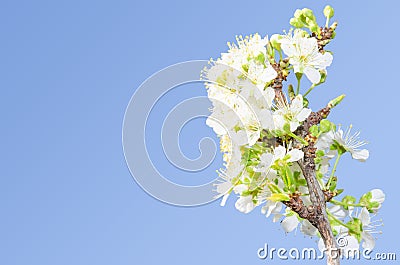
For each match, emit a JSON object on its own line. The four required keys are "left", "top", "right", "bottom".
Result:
{"left": 316, "top": 126, "right": 369, "bottom": 162}
{"left": 370, "top": 189, "right": 385, "bottom": 212}
{"left": 235, "top": 195, "right": 255, "bottom": 213}
{"left": 281, "top": 214, "right": 299, "bottom": 232}
{"left": 280, "top": 29, "right": 333, "bottom": 84}
{"left": 273, "top": 94, "right": 311, "bottom": 132}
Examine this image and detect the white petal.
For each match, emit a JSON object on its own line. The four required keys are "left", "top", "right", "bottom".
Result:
{"left": 274, "top": 146, "right": 287, "bottom": 160}
{"left": 259, "top": 109, "right": 274, "bottom": 130}
{"left": 273, "top": 213, "right": 283, "bottom": 223}
{"left": 247, "top": 131, "right": 260, "bottom": 147}
{"left": 263, "top": 87, "right": 275, "bottom": 108}
{"left": 281, "top": 215, "right": 299, "bottom": 232}
{"left": 361, "top": 231, "right": 375, "bottom": 250}
{"left": 341, "top": 235, "right": 360, "bottom": 258}
{"left": 351, "top": 149, "right": 369, "bottom": 162}
{"left": 315, "top": 132, "right": 334, "bottom": 150}
{"left": 318, "top": 52, "right": 333, "bottom": 68}
{"left": 289, "top": 121, "right": 299, "bottom": 132}
{"left": 291, "top": 95, "right": 303, "bottom": 112}
{"left": 220, "top": 193, "right": 230, "bottom": 206}
{"left": 358, "top": 207, "right": 371, "bottom": 225}
{"left": 281, "top": 43, "right": 296, "bottom": 57}
{"left": 300, "top": 220, "right": 317, "bottom": 236}
{"left": 231, "top": 130, "right": 249, "bottom": 146}
{"left": 304, "top": 66, "right": 321, "bottom": 84}
{"left": 261, "top": 66, "right": 278, "bottom": 83}
{"left": 265, "top": 201, "right": 282, "bottom": 217}
{"left": 287, "top": 149, "right": 304, "bottom": 162}
{"left": 371, "top": 189, "right": 385, "bottom": 204}
{"left": 235, "top": 196, "right": 255, "bottom": 214}
{"left": 216, "top": 181, "right": 232, "bottom": 194}
{"left": 233, "top": 184, "right": 247, "bottom": 194}
{"left": 296, "top": 108, "right": 312, "bottom": 122}
{"left": 329, "top": 205, "right": 347, "bottom": 219}
{"left": 260, "top": 153, "right": 274, "bottom": 167}
{"left": 272, "top": 114, "right": 285, "bottom": 131}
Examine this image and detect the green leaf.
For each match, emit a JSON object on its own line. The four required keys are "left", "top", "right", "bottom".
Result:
{"left": 335, "top": 189, "right": 344, "bottom": 196}
{"left": 268, "top": 183, "right": 282, "bottom": 194}
{"left": 268, "top": 193, "right": 290, "bottom": 202}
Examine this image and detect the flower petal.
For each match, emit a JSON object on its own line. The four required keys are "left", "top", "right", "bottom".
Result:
{"left": 300, "top": 220, "right": 317, "bottom": 236}
{"left": 341, "top": 235, "right": 360, "bottom": 257}
{"left": 274, "top": 146, "right": 286, "bottom": 160}
{"left": 351, "top": 149, "right": 369, "bottom": 162}
{"left": 235, "top": 195, "right": 255, "bottom": 214}
{"left": 220, "top": 193, "right": 230, "bottom": 206}
{"left": 361, "top": 231, "right": 375, "bottom": 250}
{"left": 287, "top": 149, "right": 304, "bottom": 162}
{"left": 289, "top": 121, "right": 299, "bottom": 132}
{"left": 358, "top": 207, "right": 371, "bottom": 225}
{"left": 296, "top": 108, "right": 312, "bottom": 122}
{"left": 304, "top": 66, "right": 321, "bottom": 84}
{"left": 371, "top": 189, "right": 385, "bottom": 204}
{"left": 259, "top": 109, "right": 274, "bottom": 130}
{"left": 291, "top": 95, "right": 303, "bottom": 112}
{"left": 281, "top": 215, "right": 299, "bottom": 232}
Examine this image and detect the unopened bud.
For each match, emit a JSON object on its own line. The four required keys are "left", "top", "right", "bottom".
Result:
{"left": 294, "top": 9, "right": 302, "bottom": 18}
{"left": 323, "top": 5, "right": 335, "bottom": 19}
{"left": 308, "top": 21, "right": 320, "bottom": 34}
{"left": 328, "top": 94, "right": 345, "bottom": 109}
{"left": 330, "top": 21, "right": 338, "bottom": 30}
{"left": 302, "top": 8, "right": 316, "bottom": 22}
{"left": 290, "top": 18, "right": 304, "bottom": 28}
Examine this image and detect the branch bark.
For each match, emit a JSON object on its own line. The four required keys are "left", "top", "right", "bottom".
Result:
{"left": 270, "top": 33, "right": 339, "bottom": 262}
{"left": 301, "top": 108, "right": 340, "bottom": 265}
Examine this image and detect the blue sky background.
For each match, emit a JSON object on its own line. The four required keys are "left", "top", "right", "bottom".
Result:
{"left": 1, "top": 0, "right": 399, "bottom": 264}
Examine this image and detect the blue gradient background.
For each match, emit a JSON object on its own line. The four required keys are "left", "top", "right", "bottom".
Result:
{"left": 1, "top": 0, "right": 398, "bottom": 264}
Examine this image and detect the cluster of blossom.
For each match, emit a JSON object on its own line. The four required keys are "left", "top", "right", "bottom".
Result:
{"left": 203, "top": 6, "right": 385, "bottom": 255}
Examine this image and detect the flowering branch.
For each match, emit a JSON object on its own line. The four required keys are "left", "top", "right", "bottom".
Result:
{"left": 203, "top": 5, "right": 385, "bottom": 265}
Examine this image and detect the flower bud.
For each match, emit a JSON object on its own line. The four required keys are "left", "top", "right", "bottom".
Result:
{"left": 323, "top": 5, "right": 335, "bottom": 19}
{"left": 290, "top": 18, "right": 304, "bottom": 28}
{"left": 302, "top": 8, "right": 316, "bottom": 22}
{"left": 330, "top": 21, "right": 338, "bottom": 30}
{"left": 308, "top": 22, "right": 319, "bottom": 33}
{"left": 328, "top": 94, "right": 345, "bottom": 109}
{"left": 294, "top": 9, "right": 302, "bottom": 18}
